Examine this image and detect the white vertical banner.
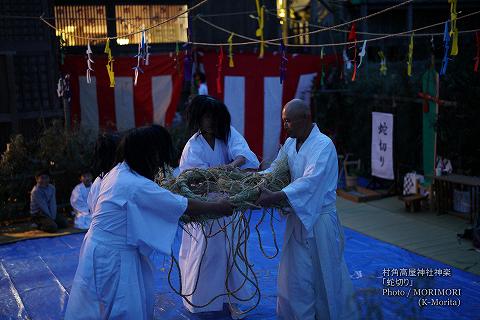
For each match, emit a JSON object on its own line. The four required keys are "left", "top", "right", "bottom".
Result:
{"left": 224, "top": 76, "right": 245, "bottom": 135}
{"left": 78, "top": 76, "right": 99, "bottom": 133}
{"left": 294, "top": 73, "right": 317, "bottom": 106}
{"left": 152, "top": 75, "right": 173, "bottom": 125}
{"left": 371, "top": 112, "right": 394, "bottom": 180}
{"left": 114, "top": 77, "right": 135, "bottom": 131}
{"left": 263, "top": 76, "right": 283, "bottom": 165}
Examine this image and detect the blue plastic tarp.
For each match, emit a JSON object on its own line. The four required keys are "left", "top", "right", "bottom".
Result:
{"left": 1, "top": 211, "right": 479, "bottom": 319}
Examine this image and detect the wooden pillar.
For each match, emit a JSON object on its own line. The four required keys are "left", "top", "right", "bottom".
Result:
{"left": 407, "top": 2, "right": 413, "bottom": 31}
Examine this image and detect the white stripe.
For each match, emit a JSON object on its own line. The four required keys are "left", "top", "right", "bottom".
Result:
{"left": 224, "top": 76, "right": 245, "bottom": 135}
{"left": 79, "top": 76, "right": 99, "bottom": 133}
{"left": 294, "top": 73, "right": 317, "bottom": 106}
{"left": 152, "top": 75, "right": 173, "bottom": 126}
{"left": 114, "top": 77, "right": 136, "bottom": 131}
{"left": 263, "top": 77, "right": 283, "bottom": 164}
{"left": 1, "top": 263, "right": 28, "bottom": 319}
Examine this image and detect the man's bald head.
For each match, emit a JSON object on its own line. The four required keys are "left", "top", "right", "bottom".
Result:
{"left": 283, "top": 99, "right": 311, "bottom": 120}
{"left": 282, "top": 99, "right": 313, "bottom": 140}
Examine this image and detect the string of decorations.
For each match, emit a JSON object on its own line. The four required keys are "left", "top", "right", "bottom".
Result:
{"left": 194, "top": 13, "right": 480, "bottom": 48}
{"left": 29, "top": 0, "right": 480, "bottom": 87}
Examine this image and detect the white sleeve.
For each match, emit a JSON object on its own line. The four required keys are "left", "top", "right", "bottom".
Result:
{"left": 87, "top": 177, "right": 102, "bottom": 213}
{"left": 198, "top": 83, "right": 208, "bottom": 95}
{"left": 227, "top": 126, "right": 260, "bottom": 170}
{"left": 179, "top": 138, "right": 209, "bottom": 173}
{"left": 70, "top": 184, "right": 89, "bottom": 214}
{"left": 282, "top": 142, "right": 337, "bottom": 233}
{"left": 126, "top": 180, "right": 188, "bottom": 256}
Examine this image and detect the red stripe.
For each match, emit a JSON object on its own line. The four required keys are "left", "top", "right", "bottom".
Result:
{"left": 133, "top": 76, "right": 153, "bottom": 126}
{"left": 89, "top": 57, "right": 116, "bottom": 131}
{"left": 165, "top": 56, "right": 184, "bottom": 126}
{"left": 244, "top": 75, "right": 264, "bottom": 160}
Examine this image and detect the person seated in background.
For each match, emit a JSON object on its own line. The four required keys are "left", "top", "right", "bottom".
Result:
{"left": 70, "top": 170, "right": 93, "bottom": 230}
{"left": 30, "top": 170, "right": 68, "bottom": 233}
{"left": 195, "top": 72, "right": 208, "bottom": 95}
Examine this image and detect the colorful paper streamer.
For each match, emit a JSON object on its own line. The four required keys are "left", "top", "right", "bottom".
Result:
{"left": 280, "top": 39, "right": 287, "bottom": 84}
{"left": 378, "top": 51, "right": 387, "bottom": 76}
{"left": 440, "top": 21, "right": 451, "bottom": 76}
{"left": 449, "top": 0, "right": 459, "bottom": 56}
{"left": 358, "top": 40, "right": 367, "bottom": 68}
{"left": 407, "top": 33, "right": 414, "bottom": 77}
{"left": 216, "top": 46, "right": 224, "bottom": 94}
{"left": 255, "top": 0, "right": 265, "bottom": 58}
{"left": 86, "top": 42, "right": 94, "bottom": 84}
{"left": 228, "top": 33, "right": 234, "bottom": 68}
{"left": 104, "top": 38, "right": 115, "bottom": 87}
{"left": 348, "top": 24, "right": 358, "bottom": 81}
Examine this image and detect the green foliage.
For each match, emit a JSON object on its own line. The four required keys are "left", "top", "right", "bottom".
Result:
{"left": 312, "top": 52, "right": 480, "bottom": 180}
{"left": 0, "top": 121, "right": 95, "bottom": 221}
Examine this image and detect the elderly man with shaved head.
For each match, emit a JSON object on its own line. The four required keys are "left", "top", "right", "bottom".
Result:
{"left": 256, "top": 99, "right": 358, "bottom": 320}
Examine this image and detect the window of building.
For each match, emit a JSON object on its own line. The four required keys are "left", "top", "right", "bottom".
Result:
{"left": 53, "top": 4, "right": 188, "bottom": 47}
{"left": 54, "top": 5, "right": 108, "bottom": 46}
{"left": 115, "top": 5, "right": 188, "bottom": 45}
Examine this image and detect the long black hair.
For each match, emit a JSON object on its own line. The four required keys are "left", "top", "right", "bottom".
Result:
{"left": 115, "top": 125, "right": 174, "bottom": 180}
{"left": 185, "top": 95, "right": 231, "bottom": 142}
{"left": 92, "top": 132, "right": 121, "bottom": 178}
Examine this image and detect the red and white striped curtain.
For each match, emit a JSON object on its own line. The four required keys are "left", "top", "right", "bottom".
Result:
{"left": 63, "top": 54, "right": 183, "bottom": 132}
{"left": 203, "top": 51, "right": 339, "bottom": 164}
{"left": 63, "top": 52, "right": 339, "bottom": 164}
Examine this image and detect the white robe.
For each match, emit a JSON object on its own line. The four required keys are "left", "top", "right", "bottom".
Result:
{"left": 198, "top": 83, "right": 208, "bottom": 95}
{"left": 178, "top": 126, "right": 259, "bottom": 313}
{"left": 87, "top": 176, "right": 102, "bottom": 214}
{"left": 65, "top": 162, "right": 187, "bottom": 319}
{"left": 70, "top": 183, "right": 91, "bottom": 229}
{"left": 265, "top": 124, "right": 358, "bottom": 320}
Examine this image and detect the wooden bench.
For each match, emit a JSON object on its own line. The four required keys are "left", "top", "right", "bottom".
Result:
{"left": 433, "top": 174, "right": 480, "bottom": 223}
{"left": 403, "top": 194, "right": 428, "bottom": 212}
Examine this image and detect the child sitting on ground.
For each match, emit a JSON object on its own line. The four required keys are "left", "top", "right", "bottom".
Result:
{"left": 30, "top": 170, "right": 68, "bottom": 233}
{"left": 70, "top": 170, "right": 93, "bottom": 229}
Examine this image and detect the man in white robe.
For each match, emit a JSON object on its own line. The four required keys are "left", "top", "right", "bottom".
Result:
{"left": 70, "top": 171, "right": 93, "bottom": 229}
{"left": 256, "top": 99, "right": 358, "bottom": 320}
